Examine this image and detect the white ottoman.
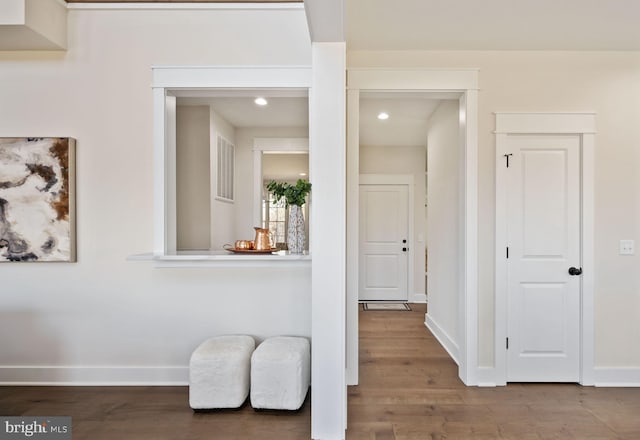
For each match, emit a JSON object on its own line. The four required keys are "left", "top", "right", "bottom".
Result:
{"left": 189, "top": 335, "right": 255, "bottom": 409}
{"left": 250, "top": 336, "right": 310, "bottom": 410}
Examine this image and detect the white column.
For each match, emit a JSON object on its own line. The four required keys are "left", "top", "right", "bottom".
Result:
{"left": 165, "top": 95, "right": 177, "bottom": 255}
{"left": 152, "top": 88, "right": 177, "bottom": 255}
{"left": 459, "top": 90, "right": 478, "bottom": 385}
{"left": 310, "top": 42, "right": 346, "bottom": 440}
{"left": 345, "top": 89, "right": 359, "bottom": 386}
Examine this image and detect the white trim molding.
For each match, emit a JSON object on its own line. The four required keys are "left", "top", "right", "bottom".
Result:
{"left": 475, "top": 367, "right": 498, "bottom": 387}
{"left": 153, "top": 66, "right": 312, "bottom": 90}
{"left": 346, "top": 68, "right": 479, "bottom": 387}
{"left": 495, "top": 112, "right": 597, "bottom": 134}
{"left": 67, "top": 2, "right": 303, "bottom": 10}
{"left": 360, "top": 174, "right": 413, "bottom": 185}
{"left": 0, "top": 366, "right": 188, "bottom": 386}
{"left": 412, "top": 293, "right": 427, "bottom": 303}
{"left": 348, "top": 68, "right": 479, "bottom": 91}
{"left": 150, "top": 66, "right": 312, "bottom": 256}
{"left": 494, "top": 112, "right": 596, "bottom": 386}
{"left": 425, "top": 316, "right": 460, "bottom": 365}
{"left": 346, "top": 88, "right": 359, "bottom": 387}
{"left": 253, "top": 138, "right": 309, "bottom": 228}
{"left": 594, "top": 368, "right": 640, "bottom": 387}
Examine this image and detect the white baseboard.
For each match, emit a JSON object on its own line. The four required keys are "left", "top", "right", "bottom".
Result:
{"left": 475, "top": 366, "right": 500, "bottom": 387}
{"left": 593, "top": 367, "right": 640, "bottom": 387}
{"left": 0, "top": 366, "right": 189, "bottom": 386}
{"left": 411, "top": 293, "right": 427, "bottom": 303}
{"left": 466, "top": 367, "right": 640, "bottom": 388}
{"left": 424, "top": 314, "right": 459, "bottom": 365}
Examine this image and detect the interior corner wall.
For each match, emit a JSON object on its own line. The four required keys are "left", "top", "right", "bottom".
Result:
{"left": 0, "top": 6, "right": 312, "bottom": 384}
{"left": 359, "top": 145, "right": 426, "bottom": 300}
{"left": 425, "top": 100, "right": 460, "bottom": 353}
{"left": 176, "top": 105, "right": 210, "bottom": 251}
{"left": 209, "top": 108, "right": 237, "bottom": 251}
{"left": 348, "top": 50, "right": 640, "bottom": 370}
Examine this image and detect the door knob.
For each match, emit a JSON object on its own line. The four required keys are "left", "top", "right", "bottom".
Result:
{"left": 568, "top": 267, "right": 583, "bottom": 276}
{"left": 402, "top": 247, "right": 407, "bottom": 252}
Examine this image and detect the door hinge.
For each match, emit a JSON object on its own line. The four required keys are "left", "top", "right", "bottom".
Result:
{"left": 506, "top": 337, "right": 509, "bottom": 350}
{"left": 506, "top": 247, "right": 509, "bottom": 259}
{"left": 504, "top": 153, "right": 513, "bottom": 168}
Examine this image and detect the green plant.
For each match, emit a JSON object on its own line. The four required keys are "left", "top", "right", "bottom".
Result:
{"left": 266, "top": 179, "right": 312, "bottom": 207}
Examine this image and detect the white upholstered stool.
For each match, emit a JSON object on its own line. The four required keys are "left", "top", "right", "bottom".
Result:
{"left": 189, "top": 335, "right": 255, "bottom": 409}
{"left": 250, "top": 336, "right": 310, "bottom": 410}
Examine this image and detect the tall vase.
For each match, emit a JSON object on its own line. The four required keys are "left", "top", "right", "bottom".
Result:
{"left": 287, "top": 204, "right": 305, "bottom": 254}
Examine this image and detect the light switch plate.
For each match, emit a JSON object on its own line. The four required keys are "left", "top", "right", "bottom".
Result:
{"left": 619, "top": 239, "right": 635, "bottom": 255}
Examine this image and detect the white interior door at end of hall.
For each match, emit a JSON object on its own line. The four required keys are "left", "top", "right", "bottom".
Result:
{"left": 507, "top": 134, "right": 581, "bottom": 382}
{"left": 359, "top": 184, "right": 409, "bottom": 301}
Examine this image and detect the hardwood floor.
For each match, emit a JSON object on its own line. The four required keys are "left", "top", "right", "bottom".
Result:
{"left": 1, "top": 305, "right": 639, "bottom": 439}
{"left": 349, "top": 303, "right": 640, "bottom": 439}
{"left": 0, "top": 386, "right": 310, "bottom": 439}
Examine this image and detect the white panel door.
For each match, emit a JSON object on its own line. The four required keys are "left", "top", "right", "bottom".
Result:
{"left": 359, "top": 184, "right": 409, "bottom": 301}
{"left": 507, "top": 134, "right": 581, "bottom": 382}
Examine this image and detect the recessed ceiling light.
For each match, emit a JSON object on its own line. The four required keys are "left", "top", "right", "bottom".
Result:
{"left": 377, "top": 112, "right": 389, "bottom": 120}
{"left": 254, "top": 97, "right": 268, "bottom": 106}
{"left": 299, "top": 172, "right": 307, "bottom": 177}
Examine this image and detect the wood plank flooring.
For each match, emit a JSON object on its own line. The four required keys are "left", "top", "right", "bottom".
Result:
{"left": 0, "top": 386, "right": 310, "bottom": 439}
{"left": 349, "top": 303, "right": 640, "bottom": 439}
{"left": 1, "top": 304, "right": 639, "bottom": 439}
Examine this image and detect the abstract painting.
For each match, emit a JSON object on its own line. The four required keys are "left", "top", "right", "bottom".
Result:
{"left": 0, "top": 138, "right": 76, "bottom": 262}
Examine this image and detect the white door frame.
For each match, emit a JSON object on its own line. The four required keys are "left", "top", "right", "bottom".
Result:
{"left": 346, "top": 68, "right": 479, "bottom": 386}
{"left": 495, "top": 112, "right": 596, "bottom": 385}
{"left": 359, "top": 174, "right": 414, "bottom": 302}
{"left": 252, "top": 137, "right": 309, "bottom": 228}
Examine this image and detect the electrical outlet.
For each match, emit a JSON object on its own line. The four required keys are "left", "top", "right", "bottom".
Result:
{"left": 619, "top": 239, "right": 635, "bottom": 255}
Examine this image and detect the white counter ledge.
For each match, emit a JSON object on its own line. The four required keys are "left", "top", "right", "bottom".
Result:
{"left": 127, "top": 250, "right": 311, "bottom": 268}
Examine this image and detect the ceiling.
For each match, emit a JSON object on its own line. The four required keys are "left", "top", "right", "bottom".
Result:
{"left": 177, "top": 95, "right": 309, "bottom": 128}
{"left": 96, "top": 0, "right": 638, "bottom": 143}
{"left": 360, "top": 93, "right": 451, "bottom": 147}
{"left": 178, "top": 92, "right": 450, "bottom": 148}
{"left": 63, "top": 0, "right": 640, "bottom": 51}
{"left": 346, "top": 0, "right": 640, "bottom": 51}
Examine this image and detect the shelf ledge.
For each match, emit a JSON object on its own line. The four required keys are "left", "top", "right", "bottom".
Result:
{"left": 127, "top": 251, "right": 311, "bottom": 268}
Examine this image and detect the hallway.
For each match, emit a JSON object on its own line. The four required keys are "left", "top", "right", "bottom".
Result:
{"left": 347, "top": 304, "right": 640, "bottom": 439}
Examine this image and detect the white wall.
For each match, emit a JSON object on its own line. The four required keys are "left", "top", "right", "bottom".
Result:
{"left": 175, "top": 108, "right": 309, "bottom": 250}
{"left": 0, "top": 6, "right": 312, "bottom": 384}
{"left": 176, "top": 105, "right": 210, "bottom": 250}
{"left": 349, "top": 50, "right": 640, "bottom": 369}
{"left": 209, "top": 108, "right": 237, "bottom": 250}
{"left": 234, "top": 126, "right": 309, "bottom": 239}
{"left": 360, "top": 144, "right": 426, "bottom": 301}
{"left": 425, "top": 100, "right": 460, "bottom": 358}
{"left": 262, "top": 153, "right": 309, "bottom": 181}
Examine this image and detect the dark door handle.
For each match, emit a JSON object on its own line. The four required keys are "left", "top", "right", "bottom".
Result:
{"left": 402, "top": 247, "right": 407, "bottom": 252}
{"left": 568, "top": 267, "right": 582, "bottom": 276}
{"left": 402, "top": 239, "right": 407, "bottom": 243}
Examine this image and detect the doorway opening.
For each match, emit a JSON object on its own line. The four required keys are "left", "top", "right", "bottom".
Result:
{"left": 346, "top": 68, "right": 479, "bottom": 387}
